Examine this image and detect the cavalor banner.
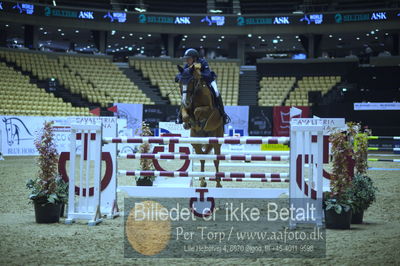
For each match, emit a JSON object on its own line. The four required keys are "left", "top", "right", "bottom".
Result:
{"left": 272, "top": 106, "right": 310, "bottom": 136}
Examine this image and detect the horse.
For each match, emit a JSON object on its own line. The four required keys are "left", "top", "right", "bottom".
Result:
{"left": 177, "top": 65, "right": 224, "bottom": 188}
{"left": 2, "top": 117, "right": 33, "bottom": 146}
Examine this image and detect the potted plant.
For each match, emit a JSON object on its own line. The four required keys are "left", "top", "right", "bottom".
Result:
{"left": 324, "top": 128, "right": 354, "bottom": 229}
{"left": 349, "top": 174, "right": 377, "bottom": 224}
{"left": 136, "top": 122, "right": 156, "bottom": 186}
{"left": 26, "top": 121, "right": 68, "bottom": 223}
{"left": 349, "top": 128, "right": 377, "bottom": 224}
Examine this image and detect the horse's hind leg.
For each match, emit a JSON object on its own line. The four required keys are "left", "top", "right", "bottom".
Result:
{"left": 213, "top": 144, "right": 222, "bottom": 188}
{"left": 200, "top": 159, "right": 206, "bottom": 187}
{"left": 193, "top": 144, "right": 207, "bottom": 187}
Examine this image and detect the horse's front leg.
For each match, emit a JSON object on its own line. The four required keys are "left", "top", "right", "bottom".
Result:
{"left": 181, "top": 107, "right": 191, "bottom": 130}
{"left": 213, "top": 144, "right": 222, "bottom": 188}
{"left": 194, "top": 106, "right": 211, "bottom": 129}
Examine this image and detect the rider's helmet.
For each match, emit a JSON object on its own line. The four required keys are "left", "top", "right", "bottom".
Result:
{"left": 183, "top": 48, "right": 199, "bottom": 60}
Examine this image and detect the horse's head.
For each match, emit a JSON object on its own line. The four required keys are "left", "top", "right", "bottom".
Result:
{"left": 2, "top": 118, "right": 14, "bottom": 145}
{"left": 177, "top": 65, "right": 202, "bottom": 108}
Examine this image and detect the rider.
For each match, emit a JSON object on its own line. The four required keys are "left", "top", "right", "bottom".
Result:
{"left": 176, "top": 48, "right": 230, "bottom": 126}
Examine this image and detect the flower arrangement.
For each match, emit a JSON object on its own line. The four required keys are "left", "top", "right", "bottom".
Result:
{"left": 26, "top": 121, "right": 68, "bottom": 205}
{"left": 348, "top": 125, "right": 377, "bottom": 222}
{"left": 324, "top": 126, "right": 354, "bottom": 214}
{"left": 353, "top": 127, "right": 371, "bottom": 175}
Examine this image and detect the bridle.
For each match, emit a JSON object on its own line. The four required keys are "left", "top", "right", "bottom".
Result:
{"left": 180, "top": 72, "right": 201, "bottom": 109}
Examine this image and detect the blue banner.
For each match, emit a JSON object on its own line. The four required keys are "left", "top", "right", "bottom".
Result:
{"left": 114, "top": 103, "right": 143, "bottom": 135}
{"left": 224, "top": 106, "right": 249, "bottom": 136}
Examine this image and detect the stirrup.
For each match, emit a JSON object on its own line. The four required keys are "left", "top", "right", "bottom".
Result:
{"left": 176, "top": 116, "right": 183, "bottom": 124}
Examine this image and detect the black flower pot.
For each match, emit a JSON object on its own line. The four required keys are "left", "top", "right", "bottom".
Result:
{"left": 324, "top": 209, "right": 352, "bottom": 229}
{"left": 136, "top": 178, "right": 153, "bottom": 186}
{"left": 34, "top": 201, "right": 62, "bottom": 223}
{"left": 60, "top": 203, "right": 65, "bottom": 218}
{"left": 351, "top": 210, "right": 364, "bottom": 224}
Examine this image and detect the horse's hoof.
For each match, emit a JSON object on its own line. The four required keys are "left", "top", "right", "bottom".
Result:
{"left": 200, "top": 180, "right": 207, "bottom": 187}
{"left": 216, "top": 182, "right": 223, "bottom": 188}
{"left": 183, "top": 123, "right": 191, "bottom": 130}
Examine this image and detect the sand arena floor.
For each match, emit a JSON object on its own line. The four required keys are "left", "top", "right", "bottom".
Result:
{"left": 0, "top": 156, "right": 399, "bottom": 265}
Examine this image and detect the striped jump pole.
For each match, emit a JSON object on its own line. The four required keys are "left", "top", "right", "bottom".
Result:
{"left": 118, "top": 170, "right": 288, "bottom": 179}
{"left": 193, "top": 177, "right": 290, "bottom": 182}
{"left": 368, "top": 158, "right": 400, "bottom": 162}
{"left": 221, "top": 150, "right": 290, "bottom": 155}
{"left": 104, "top": 136, "right": 290, "bottom": 145}
{"left": 368, "top": 147, "right": 400, "bottom": 152}
{"left": 119, "top": 153, "right": 289, "bottom": 161}
{"left": 368, "top": 136, "right": 400, "bottom": 140}
{"left": 194, "top": 162, "right": 290, "bottom": 168}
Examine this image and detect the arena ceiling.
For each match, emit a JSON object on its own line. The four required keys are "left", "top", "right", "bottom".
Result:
{"left": 2, "top": 21, "right": 395, "bottom": 57}
{"left": 18, "top": 0, "right": 400, "bottom": 14}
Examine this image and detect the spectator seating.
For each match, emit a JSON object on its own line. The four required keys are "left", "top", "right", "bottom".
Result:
{"left": 130, "top": 59, "right": 239, "bottom": 106}
{"left": 0, "top": 49, "right": 152, "bottom": 109}
{"left": 258, "top": 76, "right": 295, "bottom": 106}
{"left": 285, "top": 76, "right": 340, "bottom": 106}
{"left": 0, "top": 62, "right": 90, "bottom": 116}
{"left": 130, "top": 59, "right": 181, "bottom": 105}
{"left": 60, "top": 56, "right": 152, "bottom": 105}
{"left": 211, "top": 62, "right": 239, "bottom": 106}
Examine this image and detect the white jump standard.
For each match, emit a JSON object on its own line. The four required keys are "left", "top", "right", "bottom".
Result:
{"left": 66, "top": 124, "right": 103, "bottom": 226}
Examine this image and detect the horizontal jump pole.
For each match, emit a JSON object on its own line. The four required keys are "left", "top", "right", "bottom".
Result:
{"left": 119, "top": 153, "right": 289, "bottom": 161}
{"left": 193, "top": 177, "right": 289, "bottom": 182}
{"left": 368, "top": 153, "right": 400, "bottom": 157}
{"left": 104, "top": 136, "right": 290, "bottom": 145}
{"left": 221, "top": 150, "right": 290, "bottom": 155}
{"left": 194, "top": 162, "right": 290, "bottom": 168}
{"left": 368, "top": 136, "right": 400, "bottom": 140}
{"left": 368, "top": 147, "right": 400, "bottom": 151}
{"left": 118, "top": 186, "right": 289, "bottom": 199}
{"left": 368, "top": 158, "right": 400, "bottom": 162}
{"left": 118, "top": 170, "right": 289, "bottom": 178}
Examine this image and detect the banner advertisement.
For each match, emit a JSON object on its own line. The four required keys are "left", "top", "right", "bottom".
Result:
{"left": 143, "top": 105, "right": 180, "bottom": 134}
{"left": 0, "top": 116, "right": 116, "bottom": 156}
{"left": 272, "top": 106, "right": 310, "bottom": 136}
{"left": 113, "top": 103, "right": 143, "bottom": 153}
{"left": 224, "top": 106, "right": 249, "bottom": 136}
{"left": 248, "top": 106, "right": 273, "bottom": 136}
{"left": 354, "top": 102, "right": 400, "bottom": 111}
{"left": 113, "top": 103, "right": 143, "bottom": 135}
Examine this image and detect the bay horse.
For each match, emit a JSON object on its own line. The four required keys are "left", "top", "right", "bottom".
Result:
{"left": 177, "top": 65, "right": 224, "bottom": 188}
